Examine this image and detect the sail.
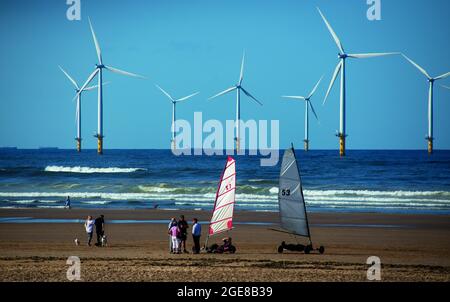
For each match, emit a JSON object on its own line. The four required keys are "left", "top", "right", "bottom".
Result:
{"left": 208, "top": 156, "right": 236, "bottom": 236}
{"left": 278, "top": 148, "right": 310, "bottom": 238}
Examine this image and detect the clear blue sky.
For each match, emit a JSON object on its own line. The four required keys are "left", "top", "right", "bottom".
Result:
{"left": 0, "top": 0, "right": 449, "bottom": 150}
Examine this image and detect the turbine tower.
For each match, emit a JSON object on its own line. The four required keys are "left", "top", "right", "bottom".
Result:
{"left": 282, "top": 76, "right": 322, "bottom": 151}
{"left": 59, "top": 66, "right": 99, "bottom": 152}
{"left": 402, "top": 54, "right": 450, "bottom": 154}
{"left": 208, "top": 51, "right": 263, "bottom": 152}
{"left": 77, "top": 18, "right": 145, "bottom": 155}
{"left": 155, "top": 84, "right": 199, "bottom": 150}
{"left": 318, "top": 7, "right": 397, "bottom": 157}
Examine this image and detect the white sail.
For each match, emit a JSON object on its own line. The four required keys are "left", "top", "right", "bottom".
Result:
{"left": 278, "top": 148, "right": 310, "bottom": 238}
{"left": 208, "top": 156, "right": 236, "bottom": 236}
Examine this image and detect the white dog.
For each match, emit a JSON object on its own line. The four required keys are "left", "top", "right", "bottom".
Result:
{"left": 101, "top": 235, "right": 107, "bottom": 247}
{"left": 74, "top": 238, "right": 80, "bottom": 246}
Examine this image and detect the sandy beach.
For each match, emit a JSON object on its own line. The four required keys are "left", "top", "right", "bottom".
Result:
{"left": 0, "top": 208, "right": 449, "bottom": 282}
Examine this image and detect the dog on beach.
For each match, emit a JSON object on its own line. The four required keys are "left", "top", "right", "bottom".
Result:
{"left": 101, "top": 235, "right": 107, "bottom": 247}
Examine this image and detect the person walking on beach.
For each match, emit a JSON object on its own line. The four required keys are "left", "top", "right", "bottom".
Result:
{"left": 95, "top": 215, "right": 105, "bottom": 246}
{"left": 168, "top": 217, "right": 176, "bottom": 253}
{"left": 65, "top": 196, "right": 71, "bottom": 209}
{"left": 191, "top": 218, "right": 201, "bottom": 254}
{"left": 168, "top": 221, "right": 181, "bottom": 254}
{"left": 84, "top": 216, "right": 95, "bottom": 246}
{"left": 178, "top": 215, "right": 189, "bottom": 253}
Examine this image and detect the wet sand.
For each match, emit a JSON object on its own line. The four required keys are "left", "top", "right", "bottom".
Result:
{"left": 0, "top": 208, "right": 449, "bottom": 281}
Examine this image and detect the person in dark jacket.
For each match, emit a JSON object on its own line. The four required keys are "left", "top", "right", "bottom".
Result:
{"left": 178, "top": 215, "right": 189, "bottom": 253}
{"left": 94, "top": 215, "right": 105, "bottom": 246}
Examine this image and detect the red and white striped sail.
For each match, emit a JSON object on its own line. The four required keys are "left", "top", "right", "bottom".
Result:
{"left": 208, "top": 156, "right": 236, "bottom": 236}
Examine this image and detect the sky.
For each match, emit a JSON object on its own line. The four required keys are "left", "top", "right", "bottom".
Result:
{"left": 0, "top": 0, "right": 449, "bottom": 150}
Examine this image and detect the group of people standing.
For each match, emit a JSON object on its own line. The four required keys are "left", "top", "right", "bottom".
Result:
{"left": 168, "top": 215, "right": 202, "bottom": 254}
{"left": 84, "top": 215, "right": 105, "bottom": 246}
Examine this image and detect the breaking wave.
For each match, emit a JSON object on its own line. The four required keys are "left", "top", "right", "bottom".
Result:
{"left": 44, "top": 166, "right": 146, "bottom": 174}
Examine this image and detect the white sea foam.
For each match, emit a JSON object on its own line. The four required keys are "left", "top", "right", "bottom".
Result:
{"left": 0, "top": 189, "right": 449, "bottom": 211}
{"left": 44, "top": 166, "right": 146, "bottom": 174}
{"left": 80, "top": 201, "right": 112, "bottom": 205}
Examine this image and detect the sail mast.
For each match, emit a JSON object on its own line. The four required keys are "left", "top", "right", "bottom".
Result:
{"left": 290, "top": 144, "right": 312, "bottom": 244}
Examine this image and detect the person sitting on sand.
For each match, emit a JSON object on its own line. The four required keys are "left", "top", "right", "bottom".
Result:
{"left": 95, "top": 215, "right": 105, "bottom": 246}
{"left": 191, "top": 218, "right": 201, "bottom": 254}
{"left": 65, "top": 196, "right": 71, "bottom": 209}
{"left": 84, "top": 216, "right": 95, "bottom": 246}
{"left": 178, "top": 215, "right": 189, "bottom": 253}
{"left": 168, "top": 218, "right": 177, "bottom": 253}
{"left": 168, "top": 221, "right": 181, "bottom": 254}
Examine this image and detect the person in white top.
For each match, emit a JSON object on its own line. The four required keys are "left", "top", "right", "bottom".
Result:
{"left": 84, "top": 216, "right": 95, "bottom": 246}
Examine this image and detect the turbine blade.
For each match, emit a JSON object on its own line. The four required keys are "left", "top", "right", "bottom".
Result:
{"left": 83, "top": 81, "right": 109, "bottom": 91}
{"left": 309, "top": 101, "right": 319, "bottom": 122}
{"left": 105, "top": 65, "right": 146, "bottom": 79}
{"left": 88, "top": 18, "right": 102, "bottom": 65}
{"left": 347, "top": 52, "right": 399, "bottom": 59}
{"left": 59, "top": 66, "right": 79, "bottom": 89}
{"left": 208, "top": 86, "right": 236, "bottom": 100}
{"left": 155, "top": 84, "right": 174, "bottom": 102}
{"left": 239, "top": 51, "right": 245, "bottom": 85}
{"left": 441, "top": 84, "right": 450, "bottom": 90}
{"left": 176, "top": 92, "right": 200, "bottom": 102}
{"left": 435, "top": 72, "right": 450, "bottom": 81}
{"left": 401, "top": 54, "right": 431, "bottom": 79}
{"left": 307, "top": 75, "right": 324, "bottom": 99}
{"left": 240, "top": 87, "right": 263, "bottom": 106}
{"left": 317, "top": 7, "right": 344, "bottom": 54}
{"left": 76, "top": 69, "right": 99, "bottom": 99}
{"left": 281, "top": 96, "right": 306, "bottom": 100}
{"left": 323, "top": 61, "right": 342, "bottom": 105}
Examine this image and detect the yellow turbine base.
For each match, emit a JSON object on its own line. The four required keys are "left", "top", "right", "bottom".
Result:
{"left": 304, "top": 140, "right": 309, "bottom": 152}
{"left": 76, "top": 139, "right": 81, "bottom": 153}
{"left": 428, "top": 139, "right": 433, "bottom": 154}
{"left": 235, "top": 138, "right": 240, "bottom": 153}
{"left": 97, "top": 137, "right": 103, "bottom": 155}
{"left": 339, "top": 136, "right": 345, "bottom": 157}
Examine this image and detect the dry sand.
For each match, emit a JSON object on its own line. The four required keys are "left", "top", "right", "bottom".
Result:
{"left": 0, "top": 208, "right": 449, "bottom": 282}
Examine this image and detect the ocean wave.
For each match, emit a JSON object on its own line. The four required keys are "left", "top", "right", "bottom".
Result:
{"left": 1, "top": 188, "right": 449, "bottom": 212}
{"left": 303, "top": 189, "right": 450, "bottom": 198}
{"left": 44, "top": 166, "right": 146, "bottom": 174}
{"left": 80, "top": 201, "right": 112, "bottom": 205}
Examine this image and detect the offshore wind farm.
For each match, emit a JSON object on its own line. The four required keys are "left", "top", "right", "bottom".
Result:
{"left": 0, "top": 0, "right": 450, "bottom": 283}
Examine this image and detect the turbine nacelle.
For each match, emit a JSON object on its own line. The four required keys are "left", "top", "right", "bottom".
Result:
{"left": 338, "top": 53, "right": 348, "bottom": 59}
{"left": 95, "top": 64, "right": 105, "bottom": 69}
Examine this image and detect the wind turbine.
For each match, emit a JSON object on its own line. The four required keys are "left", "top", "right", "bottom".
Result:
{"left": 441, "top": 85, "right": 450, "bottom": 90}
{"left": 76, "top": 18, "right": 145, "bottom": 155}
{"left": 402, "top": 54, "right": 450, "bottom": 154}
{"left": 208, "top": 52, "right": 263, "bottom": 152}
{"left": 318, "top": 7, "right": 398, "bottom": 157}
{"left": 155, "top": 84, "right": 199, "bottom": 150}
{"left": 282, "top": 76, "right": 322, "bottom": 151}
{"left": 59, "top": 66, "right": 100, "bottom": 152}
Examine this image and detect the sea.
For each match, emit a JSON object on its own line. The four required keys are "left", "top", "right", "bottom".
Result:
{"left": 0, "top": 149, "right": 449, "bottom": 215}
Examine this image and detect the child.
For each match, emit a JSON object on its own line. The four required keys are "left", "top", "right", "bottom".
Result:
{"left": 168, "top": 221, "right": 181, "bottom": 254}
